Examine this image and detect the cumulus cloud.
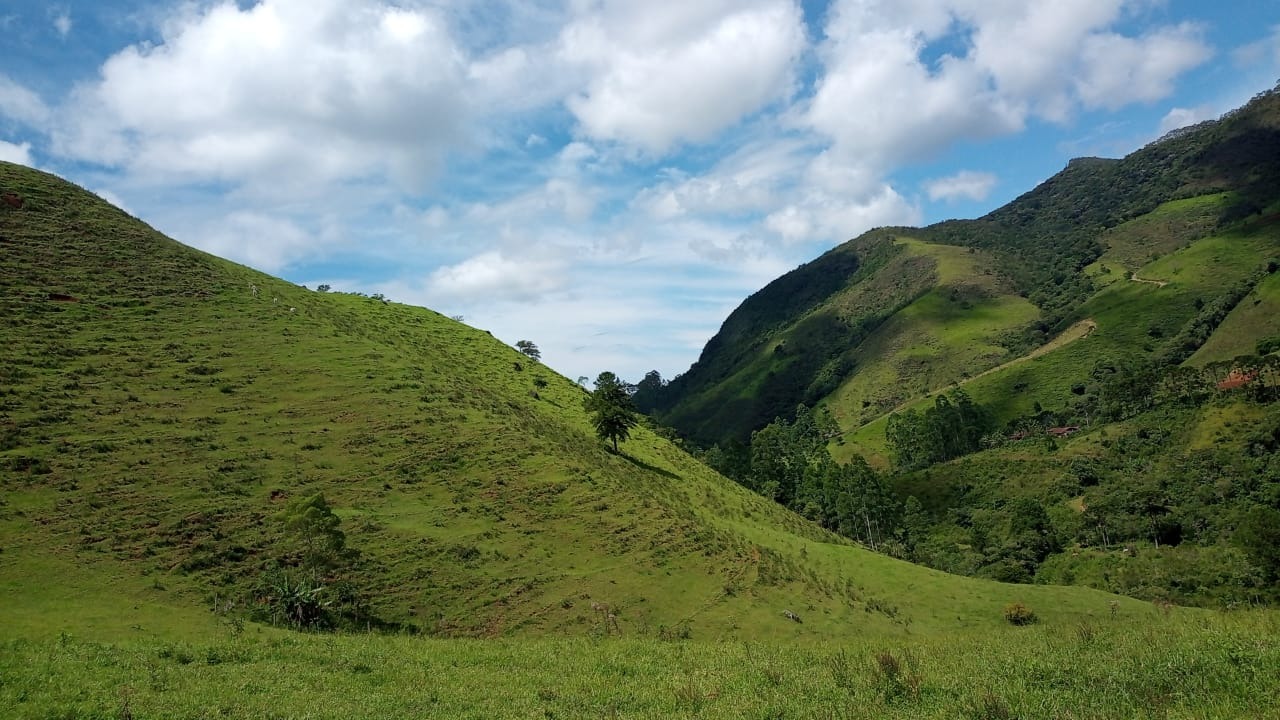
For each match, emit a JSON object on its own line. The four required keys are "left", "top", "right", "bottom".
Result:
{"left": 1232, "top": 25, "right": 1280, "bottom": 69}
{"left": 0, "top": 140, "right": 32, "bottom": 166}
{"left": 54, "top": 0, "right": 468, "bottom": 190}
{"left": 633, "top": 139, "right": 809, "bottom": 221}
{"left": 765, "top": 184, "right": 920, "bottom": 244}
{"left": 182, "top": 211, "right": 318, "bottom": 273}
{"left": 1074, "top": 24, "right": 1212, "bottom": 110}
{"left": 0, "top": 74, "right": 51, "bottom": 127}
{"left": 5, "top": 0, "right": 1226, "bottom": 381}
{"left": 1157, "top": 105, "right": 1217, "bottom": 136}
{"left": 426, "top": 250, "right": 567, "bottom": 303}
{"left": 924, "top": 170, "right": 997, "bottom": 202}
{"left": 92, "top": 188, "right": 133, "bottom": 215}
{"left": 560, "top": 0, "right": 805, "bottom": 152}
{"left": 809, "top": 0, "right": 1211, "bottom": 167}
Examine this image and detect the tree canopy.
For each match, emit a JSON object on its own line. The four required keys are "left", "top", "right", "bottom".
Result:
{"left": 885, "top": 390, "right": 993, "bottom": 471}
{"left": 584, "top": 371, "right": 638, "bottom": 452}
{"left": 515, "top": 340, "right": 541, "bottom": 361}
{"left": 277, "top": 493, "right": 347, "bottom": 570}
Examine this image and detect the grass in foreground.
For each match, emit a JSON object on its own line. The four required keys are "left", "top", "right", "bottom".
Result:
{"left": 2, "top": 610, "right": 1275, "bottom": 719}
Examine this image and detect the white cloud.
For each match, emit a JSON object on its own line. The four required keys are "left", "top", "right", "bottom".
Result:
{"left": 425, "top": 250, "right": 568, "bottom": 303}
{"left": 54, "top": 0, "right": 469, "bottom": 191}
{"left": 0, "top": 140, "right": 32, "bottom": 166}
{"left": 182, "top": 211, "right": 317, "bottom": 273}
{"left": 808, "top": 0, "right": 1211, "bottom": 168}
{"left": 1232, "top": 25, "right": 1280, "bottom": 69}
{"left": 1157, "top": 105, "right": 1216, "bottom": 136}
{"left": 0, "top": 74, "right": 51, "bottom": 127}
{"left": 765, "top": 184, "right": 920, "bottom": 244}
{"left": 52, "top": 9, "right": 71, "bottom": 38}
{"left": 6, "top": 0, "right": 1227, "bottom": 384}
{"left": 92, "top": 188, "right": 132, "bottom": 215}
{"left": 924, "top": 170, "right": 996, "bottom": 202}
{"left": 633, "top": 139, "right": 809, "bottom": 221}
{"left": 560, "top": 0, "right": 805, "bottom": 152}
{"left": 963, "top": 0, "right": 1127, "bottom": 119}
{"left": 1074, "top": 24, "right": 1212, "bottom": 110}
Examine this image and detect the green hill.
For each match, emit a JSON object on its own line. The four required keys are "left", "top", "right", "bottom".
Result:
{"left": 644, "top": 87, "right": 1280, "bottom": 449}
{"left": 638, "top": 89, "right": 1280, "bottom": 611}
{"left": 0, "top": 160, "right": 1159, "bottom": 645}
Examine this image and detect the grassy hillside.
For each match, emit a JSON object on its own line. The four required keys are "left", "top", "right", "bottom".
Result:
{"left": 836, "top": 207, "right": 1279, "bottom": 465}
{"left": 652, "top": 88, "right": 1280, "bottom": 453}
{"left": 822, "top": 237, "right": 1039, "bottom": 431}
{"left": 651, "top": 233, "right": 1037, "bottom": 444}
{"left": 0, "top": 160, "right": 1160, "bottom": 645}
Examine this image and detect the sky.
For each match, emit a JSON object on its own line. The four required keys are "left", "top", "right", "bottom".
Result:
{"left": 2, "top": 1, "right": 1278, "bottom": 383}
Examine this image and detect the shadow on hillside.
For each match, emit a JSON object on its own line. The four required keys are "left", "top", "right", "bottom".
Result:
{"left": 616, "top": 451, "right": 681, "bottom": 481}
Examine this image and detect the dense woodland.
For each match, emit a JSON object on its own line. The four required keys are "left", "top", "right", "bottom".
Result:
{"left": 690, "top": 348, "right": 1280, "bottom": 607}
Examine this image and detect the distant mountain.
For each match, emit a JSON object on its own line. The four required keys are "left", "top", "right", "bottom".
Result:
{"left": 643, "top": 85, "right": 1280, "bottom": 449}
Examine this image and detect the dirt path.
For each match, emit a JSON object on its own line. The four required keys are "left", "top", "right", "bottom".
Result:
{"left": 1130, "top": 273, "right": 1168, "bottom": 288}
{"left": 845, "top": 318, "right": 1098, "bottom": 433}
{"left": 961, "top": 318, "right": 1097, "bottom": 384}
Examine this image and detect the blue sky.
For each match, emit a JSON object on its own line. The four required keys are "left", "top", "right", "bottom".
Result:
{"left": 2, "top": 1, "right": 1278, "bottom": 383}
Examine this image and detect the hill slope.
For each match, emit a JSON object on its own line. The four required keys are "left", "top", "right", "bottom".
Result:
{"left": 0, "top": 161, "right": 1155, "bottom": 642}
{"left": 647, "top": 87, "right": 1280, "bottom": 449}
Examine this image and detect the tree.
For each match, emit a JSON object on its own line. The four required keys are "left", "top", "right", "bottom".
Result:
{"left": 632, "top": 370, "right": 666, "bottom": 413}
{"left": 584, "top": 371, "right": 637, "bottom": 452}
{"left": 885, "top": 390, "right": 993, "bottom": 470}
{"left": 1236, "top": 506, "right": 1280, "bottom": 581}
{"left": 277, "top": 493, "right": 347, "bottom": 570}
{"left": 516, "top": 340, "right": 541, "bottom": 361}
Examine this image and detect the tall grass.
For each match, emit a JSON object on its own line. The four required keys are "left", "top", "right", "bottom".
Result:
{"left": 2, "top": 611, "right": 1275, "bottom": 719}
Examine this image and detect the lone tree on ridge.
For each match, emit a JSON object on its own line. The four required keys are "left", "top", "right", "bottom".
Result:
{"left": 584, "top": 371, "right": 638, "bottom": 452}
{"left": 516, "top": 340, "right": 541, "bottom": 361}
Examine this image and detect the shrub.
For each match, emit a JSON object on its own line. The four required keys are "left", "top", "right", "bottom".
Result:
{"left": 255, "top": 569, "right": 332, "bottom": 629}
{"left": 1003, "top": 601, "right": 1037, "bottom": 626}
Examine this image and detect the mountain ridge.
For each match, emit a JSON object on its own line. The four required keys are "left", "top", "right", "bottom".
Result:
{"left": 643, "top": 86, "right": 1280, "bottom": 448}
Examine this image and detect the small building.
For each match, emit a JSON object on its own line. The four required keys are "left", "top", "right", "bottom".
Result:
{"left": 1048, "top": 426, "right": 1080, "bottom": 438}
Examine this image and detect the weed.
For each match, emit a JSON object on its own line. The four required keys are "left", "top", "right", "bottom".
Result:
{"left": 966, "top": 690, "right": 1014, "bottom": 720}
{"left": 672, "top": 680, "right": 705, "bottom": 712}
{"left": 657, "top": 622, "right": 692, "bottom": 641}
{"left": 1003, "top": 602, "right": 1037, "bottom": 626}
{"left": 827, "top": 648, "right": 856, "bottom": 691}
{"left": 870, "top": 649, "right": 922, "bottom": 703}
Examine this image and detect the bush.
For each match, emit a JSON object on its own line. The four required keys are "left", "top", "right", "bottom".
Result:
{"left": 1003, "top": 602, "right": 1037, "bottom": 626}
{"left": 255, "top": 569, "right": 333, "bottom": 629}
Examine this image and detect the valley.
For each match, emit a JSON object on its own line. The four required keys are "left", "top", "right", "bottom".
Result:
{"left": 3, "top": 89, "right": 1280, "bottom": 719}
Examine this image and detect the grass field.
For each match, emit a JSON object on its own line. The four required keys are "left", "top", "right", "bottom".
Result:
{"left": 1086, "top": 193, "right": 1230, "bottom": 279}
{"left": 4, "top": 608, "right": 1277, "bottom": 719}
